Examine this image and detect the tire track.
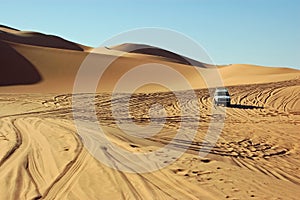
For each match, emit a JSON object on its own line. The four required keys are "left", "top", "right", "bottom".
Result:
{"left": 0, "top": 118, "right": 22, "bottom": 167}
{"left": 0, "top": 118, "right": 42, "bottom": 199}
{"left": 0, "top": 118, "right": 30, "bottom": 173}
{"left": 0, "top": 116, "right": 85, "bottom": 199}
{"left": 41, "top": 119, "right": 86, "bottom": 200}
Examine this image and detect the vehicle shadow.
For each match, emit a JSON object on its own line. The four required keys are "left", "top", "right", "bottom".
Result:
{"left": 227, "top": 104, "right": 264, "bottom": 109}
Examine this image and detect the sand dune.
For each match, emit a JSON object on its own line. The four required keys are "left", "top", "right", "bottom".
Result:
{"left": 1, "top": 25, "right": 299, "bottom": 93}
{"left": 0, "top": 25, "right": 300, "bottom": 199}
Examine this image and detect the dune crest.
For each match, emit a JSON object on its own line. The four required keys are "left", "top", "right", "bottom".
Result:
{"left": 110, "top": 43, "right": 208, "bottom": 67}
{"left": 0, "top": 25, "right": 90, "bottom": 51}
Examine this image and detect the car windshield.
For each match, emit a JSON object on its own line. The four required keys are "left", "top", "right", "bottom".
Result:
{"left": 216, "top": 91, "right": 229, "bottom": 96}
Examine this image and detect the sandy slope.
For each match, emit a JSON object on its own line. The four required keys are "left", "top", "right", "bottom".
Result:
{"left": 1, "top": 25, "right": 300, "bottom": 199}
{"left": 0, "top": 79, "right": 300, "bottom": 199}
{"left": 219, "top": 64, "right": 300, "bottom": 86}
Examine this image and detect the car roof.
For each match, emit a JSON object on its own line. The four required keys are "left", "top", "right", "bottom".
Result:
{"left": 215, "top": 88, "right": 228, "bottom": 91}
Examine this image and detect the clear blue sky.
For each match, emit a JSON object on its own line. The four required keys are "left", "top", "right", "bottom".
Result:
{"left": 1, "top": 0, "right": 299, "bottom": 69}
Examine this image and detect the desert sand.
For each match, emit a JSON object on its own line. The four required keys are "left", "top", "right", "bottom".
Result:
{"left": 1, "top": 25, "right": 300, "bottom": 199}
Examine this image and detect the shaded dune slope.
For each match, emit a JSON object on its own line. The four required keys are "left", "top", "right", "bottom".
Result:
{"left": 0, "top": 40, "right": 41, "bottom": 86}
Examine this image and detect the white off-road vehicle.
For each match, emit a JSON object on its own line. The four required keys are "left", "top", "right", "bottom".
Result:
{"left": 213, "top": 88, "right": 231, "bottom": 106}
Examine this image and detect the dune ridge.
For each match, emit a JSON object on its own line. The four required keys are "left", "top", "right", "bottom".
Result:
{"left": 0, "top": 25, "right": 90, "bottom": 51}
{"left": 109, "top": 43, "right": 209, "bottom": 67}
